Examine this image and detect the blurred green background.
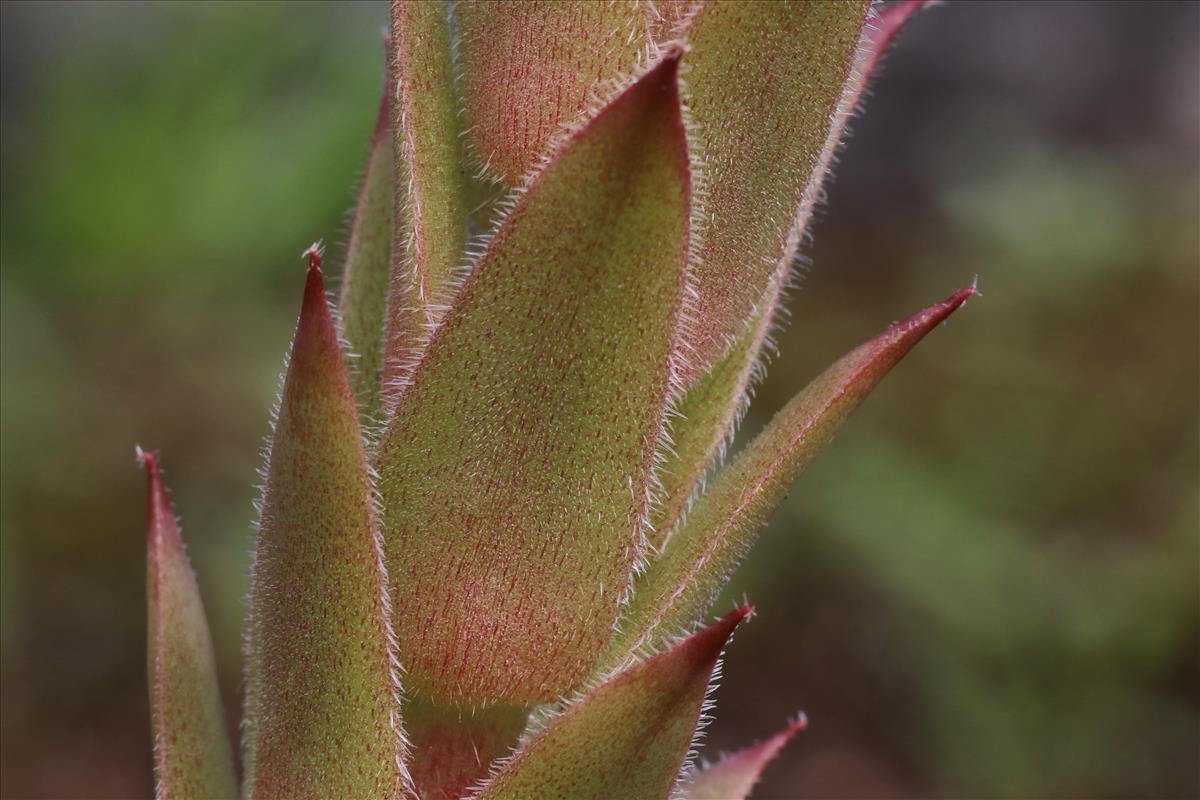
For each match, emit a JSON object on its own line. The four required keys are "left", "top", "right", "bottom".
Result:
{"left": 0, "top": 2, "right": 1195, "bottom": 798}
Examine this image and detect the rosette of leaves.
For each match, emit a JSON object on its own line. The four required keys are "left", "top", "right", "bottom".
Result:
{"left": 138, "top": 2, "right": 968, "bottom": 798}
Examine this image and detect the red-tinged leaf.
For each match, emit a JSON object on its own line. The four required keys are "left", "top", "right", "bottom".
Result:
{"left": 649, "top": 0, "right": 934, "bottom": 551}
{"left": 677, "top": 1, "right": 869, "bottom": 385}
{"left": 454, "top": 0, "right": 649, "bottom": 184}
{"left": 405, "top": 701, "right": 528, "bottom": 800}
{"left": 642, "top": 0, "right": 701, "bottom": 45}
{"left": 140, "top": 449, "right": 238, "bottom": 800}
{"left": 614, "top": 288, "right": 977, "bottom": 657}
{"left": 474, "top": 608, "right": 752, "bottom": 800}
{"left": 374, "top": 55, "right": 692, "bottom": 707}
{"left": 338, "top": 59, "right": 394, "bottom": 421}
{"left": 244, "top": 249, "right": 408, "bottom": 800}
{"left": 650, "top": 274, "right": 783, "bottom": 552}
{"left": 382, "top": 0, "right": 470, "bottom": 413}
{"left": 682, "top": 718, "right": 807, "bottom": 800}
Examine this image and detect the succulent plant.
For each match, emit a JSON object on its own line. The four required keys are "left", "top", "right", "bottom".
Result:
{"left": 138, "top": 1, "right": 974, "bottom": 798}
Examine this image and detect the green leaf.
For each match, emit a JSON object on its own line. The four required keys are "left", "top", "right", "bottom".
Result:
{"left": 454, "top": 0, "right": 648, "bottom": 184}
{"left": 337, "top": 63, "right": 394, "bottom": 422}
{"left": 382, "top": 0, "right": 471, "bottom": 412}
{"left": 650, "top": 274, "right": 782, "bottom": 551}
{"left": 141, "top": 450, "right": 238, "bottom": 800}
{"left": 244, "top": 249, "right": 408, "bottom": 799}
{"left": 681, "top": 718, "right": 806, "bottom": 800}
{"left": 374, "top": 55, "right": 692, "bottom": 707}
{"left": 474, "top": 607, "right": 751, "bottom": 800}
{"left": 677, "top": 0, "right": 869, "bottom": 385}
{"left": 405, "top": 700, "right": 528, "bottom": 800}
{"left": 613, "top": 288, "right": 977, "bottom": 658}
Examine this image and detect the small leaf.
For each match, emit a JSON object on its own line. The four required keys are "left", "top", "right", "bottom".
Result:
{"left": 682, "top": 718, "right": 806, "bottom": 800}
{"left": 677, "top": 0, "right": 869, "bottom": 384}
{"left": 375, "top": 55, "right": 692, "bottom": 707}
{"left": 614, "top": 288, "right": 977, "bottom": 657}
{"left": 338, "top": 58, "right": 394, "bottom": 421}
{"left": 141, "top": 450, "right": 238, "bottom": 800}
{"left": 382, "top": 0, "right": 471, "bottom": 412}
{"left": 474, "top": 607, "right": 752, "bottom": 800}
{"left": 405, "top": 701, "right": 528, "bottom": 800}
{"left": 454, "top": 0, "right": 648, "bottom": 184}
{"left": 244, "top": 249, "right": 408, "bottom": 799}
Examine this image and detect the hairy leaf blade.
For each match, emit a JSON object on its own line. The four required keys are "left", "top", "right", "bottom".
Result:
{"left": 682, "top": 718, "right": 806, "bottom": 800}
{"left": 338, "top": 65, "right": 394, "bottom": 421}
{"left": 375, "top": 55, "right": 692, "bottom": 707}
{"left": 405, "top": 701, "right": 528, "bottom": 800}
{"left": 245, "top": 252, "right": 408, "bottom": 800}
{"left": 141, "top": 451, "right": 238, "bottom": 800}
{"left": 475, "top": 608, "right": 751, "bottom": 800}
{"left": 383, "top": 0, "right": 471, "bottom": 412}
{"left": 678, "top": 0, "right": 869, "bottom": 385}
{"left": 616, "top": 288, "right": 976, "bottom": 657}
{"left": 455, "top": 0, "right": 648, "bottom": 184}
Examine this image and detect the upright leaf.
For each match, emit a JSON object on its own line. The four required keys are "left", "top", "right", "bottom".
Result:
{"left": 454, "top": 0, "right": 648, "bottom": 184}
{"left": 141, "top": 450, "right": 238, "bottom": 800}
{"left": 338, "top": 64, "right": 394, "bottom": 421}
{"left": 613, "top": 288, "right": 976, "bottom": 659}
{"left": 375, "top": 55, "right": 692, "bottom": 707}
{"left": 682, "top": 718, "right": 806, "bottom": 800}
{"left": 383, "top": 0, "right": 470, "bottom": 411}
{"left": 474, "top": 608, "right": 751, "bottom": 800}
{"left": 244, "top": 249, "right": 408, "bottom": 800}
{"left": 678, "top": 0, "right": 869, "bottom": 385}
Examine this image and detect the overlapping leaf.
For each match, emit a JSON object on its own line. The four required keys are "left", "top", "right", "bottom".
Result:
{"left": 475, "top": 608, "right": 751, "bottom": 800}
{"left": 244, "top": 251, "right": 406, "bottom": 799}
{"left": 612, "top": 288, "right": 977, "bottom": 659}
{"left": 405, "top": 701, "right": 528, "bottom": 800}
{"left": 677, "top": 0, "right": 869, "bottom": 385}
{"left": 682, "top": 718, "right": 806, "bottom": 800}
{"left": 338, "top": 66, "right": 394, "bottom": 420}
{"left": 141, "top": 450, "right": 238, "bottom": 800}
{"left": 383, "top": 0, "right": 471, "bottom": 411}
{"left": 375, "top": 55, "right": 692, "bottom": 707}
{"left": 454, "top": 0, "right": 649, "bottom": 184}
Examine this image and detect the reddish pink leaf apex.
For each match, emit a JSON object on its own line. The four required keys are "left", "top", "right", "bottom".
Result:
{"left": 684, "top": 717, "right": 808, "bottom": 800}
{"left": 858, "top": 0, "right": 935, "bottom": 97}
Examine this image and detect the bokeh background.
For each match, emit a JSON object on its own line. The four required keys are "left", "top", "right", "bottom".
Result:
{"left": 1, "top": 1, "right": 1196, "bottom": 798}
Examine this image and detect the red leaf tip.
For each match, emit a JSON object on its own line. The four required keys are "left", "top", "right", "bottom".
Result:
{"left": 302, "top": 241, "right": 324, "bottom": 275}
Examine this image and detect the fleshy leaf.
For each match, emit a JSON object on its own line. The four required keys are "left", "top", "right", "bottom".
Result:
{"left": 614, "top": 288, "right": 976, "bottom": 657}
{"left": 382, "top": 0, "right": 471, "bottom": 412}
{"left": 650, "top": 0, "right": 935, "bottom": 551}
{"left": 682, "top": 718, "right": 806, "bottom": 800}
{"left": 454, "top": 0, "right": 648, "bottom": 184}
{"left": 642, "top": 0, "right": 700, "bottom": 45}
{"left": 474, "top": 608, "right": 751, "bottom": 800}
{"left": 374, "top": 55, "right": 692, "bottom": 707}
{"left": 677, "top": 0, "right": 869, "bottom": 385}
{"left": 244, "top": 249, "right": 408, "bottom": 799}
{"left": 141, "top": 450, "right": 238, "bottom": 800}
{"left": 650, "top": 274, "right": 783, "bottom": 551}
{"left": 405, "top": 701, "right": 528, "bottom": 800}
{"left": 338, "top": 60, "right": 394, "bottom": 421}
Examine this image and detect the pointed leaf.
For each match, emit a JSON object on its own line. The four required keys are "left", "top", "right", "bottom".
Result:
{"left": 650, "top": 0, "right": 934, "bottom": 550}
{"left": 338, "top": 62, "right": 394, "bottom": 421}
{"left": 382, "top": 0, "right": 471, "bottom": 411}
{"left": 244, "top": 249, "right": 408, "bottom": 799}
{"left": 614, "top": 288, "right": 976, "bottom": 657}
{"left": 454, "top": 0, "right": 649, "bottom": 184}
{"left": 682, "top": 718, "right": 806, "bottom": 800}
{"left": 678, "top": 0, "right": 869, "bottom": 384}
{"left": 475, "top": 608, "right": 751, "bottom": 800}
{"left": 406, "top": 701, "right": 528, "bottom": 800}
{"left": 141, "top": 450, "right": 238, "bottom": 800}
{"left": 375, "top": 55, "right": 692, "bottom": 707}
